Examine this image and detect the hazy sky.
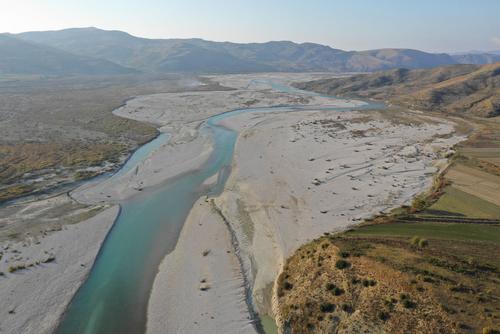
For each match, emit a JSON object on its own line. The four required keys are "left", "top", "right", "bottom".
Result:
{"left": 1, "top": 0, "right": 499, "bottom": 52}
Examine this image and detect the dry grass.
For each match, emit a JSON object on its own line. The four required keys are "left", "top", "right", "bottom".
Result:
{"left": 277, "top": 237, "right": 460, "bottom": 333}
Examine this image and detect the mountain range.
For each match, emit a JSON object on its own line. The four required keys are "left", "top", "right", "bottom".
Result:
{"left": 1, "top": 27, "right": 499, "bottom": 75}
{"left": 0, "top": 33, "right": 136, "bottom": 75}
{"left": 294, "top": 62, "right": 500, "bottom": 117}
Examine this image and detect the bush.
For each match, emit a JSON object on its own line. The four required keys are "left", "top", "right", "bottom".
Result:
{"left": 335, "top": 259, "right": 350, "bottom": 269}
{"left": 320, "top": 303, "right": 336, "bottom": 313}
{"left": 378, "top": 311, "right": 390, "bottom": 321}
{"left": 283, "top": 281, "right": 293, "bottom": 290}
{"left": 410, "top": 236, "right": 421, "bottom": 246}
{"left": 399, "top": 293, "right": 409, "bottom": 301}
{"left": 341, "top": 303, "right": 353, "bottom": 313}
{"left": 351, "top": 278, "right": 361, "bottom": 284}
{"left": 339, "top": 251, "right": 350, "bottom": 258}
{"left": 326, "top": 283, "right": 344, "bottom": 295}
{"left": 418, "top": 239, "right": 428, "bottom": 248}
{"left": 483, "top": 327, "right": 500, "bottom": 334}
{"left": 362, "top": 279, "right": 376, "bottom": 287}
{"left": 402, "top": 299, "right": 416, "bottom": 309}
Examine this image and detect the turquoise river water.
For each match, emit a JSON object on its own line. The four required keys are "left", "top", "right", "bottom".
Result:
{"left": 56, "top": 82, "right": 380, "bottom": 334}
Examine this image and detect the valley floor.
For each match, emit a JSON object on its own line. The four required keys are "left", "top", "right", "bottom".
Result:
{"left": 0, "top": 73, "right": 467, "bottom": 334}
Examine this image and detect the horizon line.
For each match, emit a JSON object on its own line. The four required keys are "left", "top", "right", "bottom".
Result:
{"left": 5, "top": 26, "right": 500, "bottom": 55}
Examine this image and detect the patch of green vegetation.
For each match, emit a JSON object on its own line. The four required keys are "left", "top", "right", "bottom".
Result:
{"left": 0, "top": 184, "right": 35, "bottom": 201}
{"left": 320, "top": 303, "right": 336, "bottom": 313}
{"left": 346, "top": 222, "right": 500, "bottom": 244}
{"left": 260, "top": 315, "right": 278, "bottom": 334}
{"left": 335, "top": 259, "right": 350, "bottom": 269}
{"left": 429, "top": 186, "right": 500, "bottom": 219}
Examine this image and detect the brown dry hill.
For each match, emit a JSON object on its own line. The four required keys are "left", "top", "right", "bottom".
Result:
{"left": 295, "top": 63, "right": 500, "bottom": 117}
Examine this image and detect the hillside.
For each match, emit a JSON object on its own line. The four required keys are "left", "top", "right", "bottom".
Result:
{"left": 453, "top": 53, "right": 500, "bottom": 65}
{"left": 15, "top": 27, "right": 488, "bottom": 74}
{"left": 295, "top": 63, "right": 500, "bottom": 117}
{"left": 0, "top": 34, "right": 136, "bottom": 76}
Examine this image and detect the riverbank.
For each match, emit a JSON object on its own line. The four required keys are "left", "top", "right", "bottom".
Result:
{"left": 0, "top": 73, "right": 466, "bottom": 333}
{"left": 145, "top": 77, "right": 464, "bottom": 332}
{"left": 0, "top": 205, "right": 119, "bottom": 334}
{"left": 147, "top": 198, "right": 257, "bottom": 334}
{"left": 217, "top": 109, "right": 463, "bottom": 320}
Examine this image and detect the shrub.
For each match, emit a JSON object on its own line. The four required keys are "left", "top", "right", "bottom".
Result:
{"left": 341, "top": 303, "right": 353, "bottom": 313}
{"left": 411, "top": 194, "right": 429, "bottom": 212}
{"left": 410, "top": 236, "right": 421, "bottom": 246}
{"left": 422, "top": 276, "right": 434, "bottom": 283}
{"left": 320, "top": 303, "right": 336, "bottom": 313}
{"left": 482, "top": 327, "right": 500, "bottom": 334}
{"left": 283, "top": 281, "right": 294, "bottom": 290}
{"left": 402, "top": 299, "right": 416, "bottom": 309}
{"left": 399, "top": 293, "right": 409, "bottom": 301}
{"left": 362, "top": 279, "right": 376, "bottom": 287}
{"left": 378, "top": 311, "right": 390, "bottom": 321}
{"left": 335, "top": 259, "right": 350, "bottom": 269}
{"left": 418, "top": 239, "right": 428, "bottom": 248}
{"left": 339, "top": 251, "right": 350, "bottom": 258}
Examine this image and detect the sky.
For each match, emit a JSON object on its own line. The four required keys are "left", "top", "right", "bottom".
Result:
{"left": 1, "top": 0, "right": 499, "bottom": 52}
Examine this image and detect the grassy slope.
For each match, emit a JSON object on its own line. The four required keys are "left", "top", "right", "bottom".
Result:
{"left": 294, "top": 63, "right": 500, "bottom": 117}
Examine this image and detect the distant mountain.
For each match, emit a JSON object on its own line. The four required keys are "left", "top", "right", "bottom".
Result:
{"left": 0, "top": 33, "right": 136, "bottom": 76}
{"left": 15, "top": 27, "right": 488, "bottom": 74}
{"left": 11, "top": 27, "right": 500, "bottom": 74}
{"left": 452, "top": 53, "right": 500, "bottom": 65}
{"left": 294, "top": 62, "right": 500, "bottom": 117}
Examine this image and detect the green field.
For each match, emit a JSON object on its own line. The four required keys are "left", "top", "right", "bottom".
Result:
{"left": 429, "top": 186, "right": 500, "bottom": 219}
{"left": 346, "top": 222, "right": 500, "bottom": 244}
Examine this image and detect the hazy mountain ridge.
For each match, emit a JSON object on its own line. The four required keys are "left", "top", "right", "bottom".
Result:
{"left": 0, "top": 33, "right": 136, "bottom": 75}
{"left": 294, "top": 62, "right": 500, "bottom": 117}
{"left": 14, "top": 27, "right": 498, "bottom": 75}
{"left": 0, "top": 27, "right": 496, "bottom": 75}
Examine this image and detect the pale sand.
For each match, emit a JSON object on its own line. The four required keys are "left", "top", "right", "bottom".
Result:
{"left": 0, "top": 206, "right": 119, "bottom": 334}
{"left": 73, "top": 74, "right": 352, "bottom": 205}
{"left": 147, "top": 198, "right": 257, "bottom": 334}
{"left": 212, "top": 108, "right": 464, "bottom": 318}
{"left": 143, "top": 75, "right": 465, "bottom": 333}
{"left": 0, "top": 73, "right": 465, "bottom": 334}
{"left": 71, "top": 133, "right": 214, "bottom": 204}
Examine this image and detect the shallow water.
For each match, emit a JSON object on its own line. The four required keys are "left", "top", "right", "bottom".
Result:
{"left": 56, "top": 81, "right": 380, "bottom": 334}
{"left": 114, "top": 132, "right": 170, "bottom": 178}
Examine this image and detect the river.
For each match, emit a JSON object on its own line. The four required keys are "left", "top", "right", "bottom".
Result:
{"left": 56, "top": 80, "right": 379, "bottom": 334}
